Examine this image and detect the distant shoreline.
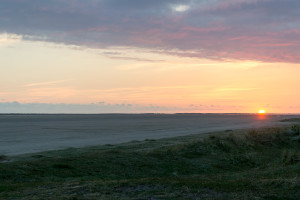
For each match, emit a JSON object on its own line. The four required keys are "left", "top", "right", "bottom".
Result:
{"left": 0, "top": 113, "right": 300, "bottom": 115}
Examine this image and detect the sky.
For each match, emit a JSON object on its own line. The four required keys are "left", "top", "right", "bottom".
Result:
{"left": 1, "top": 0, "right": 300, "bottom": 113}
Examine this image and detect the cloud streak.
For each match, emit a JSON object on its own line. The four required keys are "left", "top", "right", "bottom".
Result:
{"left": 24, "top": 80, "right": 70, "bottom": 87}
{"left": 1, "top": 0, "right": 300, "bottom": 62}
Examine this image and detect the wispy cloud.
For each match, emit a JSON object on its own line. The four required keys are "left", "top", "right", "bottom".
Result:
{"left": 24, "top": 80, "right": 70, "bottom": 87}
{"left": 105, "top": 56, "right": 164, "bottom": 62}
{"left": 216, "top": 88, "right": 257, "bottom": 91}
{"left": 0, "top": 33, "right": 22, "bottom": 46}
{"left": 1, "top": 0, "right": 300, "bottom": 62}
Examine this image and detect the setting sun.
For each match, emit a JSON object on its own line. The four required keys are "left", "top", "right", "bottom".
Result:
{"left": 258, "top": 110, "right": 265, "bottom": 114}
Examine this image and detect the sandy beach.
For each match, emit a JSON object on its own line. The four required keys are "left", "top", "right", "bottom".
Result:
{"left": 0, "top": 114, "right": 298, "bottom": 155}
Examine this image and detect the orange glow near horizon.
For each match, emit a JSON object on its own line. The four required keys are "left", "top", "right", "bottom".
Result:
{"left": 257, "top": 110, "right": 267, "bottom": 120}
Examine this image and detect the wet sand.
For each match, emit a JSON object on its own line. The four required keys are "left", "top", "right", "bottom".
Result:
{"left": 0, "top": 114, "right": 298, "bottom": 155}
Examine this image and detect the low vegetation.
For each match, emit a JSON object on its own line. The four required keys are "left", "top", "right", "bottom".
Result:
{"left": 0, "top": 155, "right": 6, "bottom": 162}
{"left": 0, "top": 125, "right": 299, "bottom": 199}
{"left": 280, "top": 118, "right": 300, "bottom": 123}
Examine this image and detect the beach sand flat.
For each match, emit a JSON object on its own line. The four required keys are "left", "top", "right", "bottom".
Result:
{"left": 0, "top": 114, "right": 298, "bottom": 155}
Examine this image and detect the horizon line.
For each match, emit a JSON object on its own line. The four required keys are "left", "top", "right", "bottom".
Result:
{"left": 0, "top": 112, "right": 300, "bottom": 115}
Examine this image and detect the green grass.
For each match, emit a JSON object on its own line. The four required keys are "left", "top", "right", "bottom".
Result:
{"left": 0, "top": 125, "right": 300, "bottom": 199}
{"left": 0, "top": 155, "right": 6, "bottom": 162}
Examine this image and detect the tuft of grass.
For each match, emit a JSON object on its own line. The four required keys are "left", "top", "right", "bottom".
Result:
{"left": 52, "top": 163, "right": 74, "bottom": 169}
{"left": 246, "top": 127, "right": 287, "bottom": 145}
{"left": 0, "top": 155, "right": 6, "bottom": 162}
{"left": 291, "top": 124, "right": 300, "bottom": 135}
{"left": 281, "top": 149, "right": 300, "bottom": 165}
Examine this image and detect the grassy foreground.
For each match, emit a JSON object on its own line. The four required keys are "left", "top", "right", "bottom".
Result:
{"left": 0, "top": 125, "right": 300, "bottom": 200}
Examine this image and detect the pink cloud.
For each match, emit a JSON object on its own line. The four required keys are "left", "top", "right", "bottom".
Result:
{"left": 2, "top": 0, "right": 300, "bottom": 63}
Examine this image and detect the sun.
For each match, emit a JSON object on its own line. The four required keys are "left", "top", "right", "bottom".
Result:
{"left": 258, "top": 110, "right": 265, "bottom": 114}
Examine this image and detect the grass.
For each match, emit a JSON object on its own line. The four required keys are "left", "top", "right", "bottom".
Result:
{"left": 0, "top": 155, "right": 6, "bottom": 162}
{"left": 0, "top": 125, "right": 299, "bottom": 199}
